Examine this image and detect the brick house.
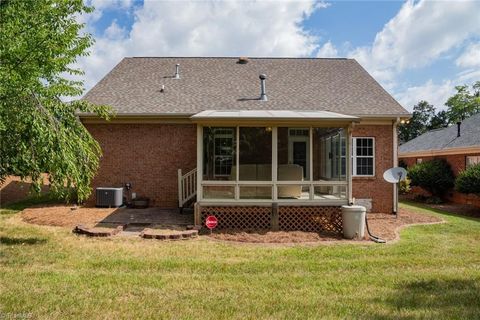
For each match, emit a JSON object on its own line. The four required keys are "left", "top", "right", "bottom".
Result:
{"left": 80, "top": 57, "right": 410, "bottom": 230}
{"left": 399, "top": 113, "right": 480, "bottom": 207}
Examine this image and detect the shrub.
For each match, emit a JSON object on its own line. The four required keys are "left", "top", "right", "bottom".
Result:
{"left": 408, "top": 159, "right": 455, "bottom": 197}
{"left": 399, "top": 177, "right": 411, "bottom": 194}
{"left": 455, "top": 163, "right": 480, "bottom": 194}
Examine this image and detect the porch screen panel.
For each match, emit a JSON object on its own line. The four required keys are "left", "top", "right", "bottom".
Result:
{"left": 239, "top": 127, "right": 272, "bottom": 181}
{"left": 203, "top": 127, "right": 236, "bottom": 181}
{"left": 277, "top": 127, "right": 310, "bottom": 181}
{"left": 312, "top": 128, "right": 346, "bottom": 181}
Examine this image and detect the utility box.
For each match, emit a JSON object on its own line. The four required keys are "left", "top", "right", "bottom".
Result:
{"left": 341, "top": 205, "right": 366, "bottom": 239}
{"left": 96, "top": 187, "right": 123, "bottom": 207}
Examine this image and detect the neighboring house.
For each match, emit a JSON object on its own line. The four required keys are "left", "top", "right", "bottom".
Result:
{"left": 399, "top": 113, "right": 480, "bottom": 207}
{"left": 80, "top": 57, "right": 410, "bottom": 231}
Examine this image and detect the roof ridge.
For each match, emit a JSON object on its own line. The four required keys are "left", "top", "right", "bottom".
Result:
{"left": 124, "top": 56, "right": 351, "bottom": 60}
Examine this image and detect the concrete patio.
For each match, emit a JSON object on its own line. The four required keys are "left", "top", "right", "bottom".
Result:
{"left": 95, "top": 207, "right": 194, "bottom": 228}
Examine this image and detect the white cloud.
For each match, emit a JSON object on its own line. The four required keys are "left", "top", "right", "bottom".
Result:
{"left": 77, "top": 0, "right": 324, "bottom": 92}
{"left": 456, "top": 42, "right": 480, "bottom": 68}
{"left": 395, "top": 80, "right": 455, "bottom": 112}
{"left": 317, "top": 41, "right": 338, "bottom": 58}
{"left": 349, "top": 0, "right": 480, "bottom": 85}
{"left": 104, "top": 20, "right": 126, "bottom": 40}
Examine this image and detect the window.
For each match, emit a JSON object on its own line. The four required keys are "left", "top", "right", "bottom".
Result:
{"left": 352, "top": 137, "right": 375, "bottom": 176}
{"left": 203, "top": 127, "right": 236, "bottom": 180}
{"left": 466, "top": 155, "right": 480, "bottom": 168}
{"left": 416, "top": 158, "right": 423, "bottom": 164}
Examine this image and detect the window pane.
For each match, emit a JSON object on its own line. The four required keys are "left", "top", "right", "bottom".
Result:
{"left": 239, "top": 186, "right": 272, "bottom": 199}
{"left": 313, "top": 185, "right": 346, "bottom": 200}
{"left": 278, "top": 185, "right": 310, "bottom": 199}
{"left": 203, "top": 186, "right": 235, "bottom": 199}
{"left": 356, "top": 157, "right": 373, "bottom": 175}
{"left": 277, "top": 127, "right": 309, "bottom": 180}
{"left": 239, "top": 127, "right": 272, "bottom": 181}
{"left": 312, "top": 128, "right": 346, "bottom": 181}
{"left": 203, "top": 127, "right": 236, "bottom": 181}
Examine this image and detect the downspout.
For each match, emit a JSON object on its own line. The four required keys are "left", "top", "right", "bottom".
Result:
{"left": 393, "top": 117, "right": 400, "bottom": 214}
{"left": 347, "top": 122, "right": 355, "bottom": 205}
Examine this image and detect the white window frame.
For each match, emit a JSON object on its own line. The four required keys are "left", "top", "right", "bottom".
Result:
{"left": 352, "top": 137, "right": 375, "bottom": 177}
{"left": 416, "top": 158, "right": 423, "bottom": 164}
{"left": 466, "top": 155, "right": 480, "bottom": 168}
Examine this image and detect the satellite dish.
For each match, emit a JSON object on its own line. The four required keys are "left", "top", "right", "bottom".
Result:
{"left": 383, "top": 167, "right": 407, "bottom": 184}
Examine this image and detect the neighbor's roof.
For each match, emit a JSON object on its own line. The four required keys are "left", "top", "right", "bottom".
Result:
{"left": 399, "top": 113, "right": 480, "bottom": 156}
{"left": 81, "top": 57, "right": 409, "bottom": 117}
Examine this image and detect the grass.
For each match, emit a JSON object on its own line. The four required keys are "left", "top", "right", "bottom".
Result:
{"left": 0, "top": 200, "right": 479, "bottom": 319}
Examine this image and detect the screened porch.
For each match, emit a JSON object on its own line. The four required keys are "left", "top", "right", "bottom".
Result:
{"left": 192, "top": 110, "right": 358, "bottom": 206}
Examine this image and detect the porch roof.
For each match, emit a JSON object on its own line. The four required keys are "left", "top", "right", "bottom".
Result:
{"left": 191, "top": 110, "right": 359, "bottom": 124}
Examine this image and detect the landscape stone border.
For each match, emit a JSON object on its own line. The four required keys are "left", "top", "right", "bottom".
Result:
{"left": 73, "top": 225, "right": 125, "bottom": 237}
{"left": 140, "top": 228, "right": 198, "bottom": 240}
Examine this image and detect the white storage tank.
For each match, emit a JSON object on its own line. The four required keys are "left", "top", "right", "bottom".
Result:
{"left": 341, "top": 205, "right": 366, "bottom": 239}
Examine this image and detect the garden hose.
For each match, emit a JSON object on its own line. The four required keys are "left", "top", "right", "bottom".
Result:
{"left": 365, "top": 213, "right": 386, "bottom": 243}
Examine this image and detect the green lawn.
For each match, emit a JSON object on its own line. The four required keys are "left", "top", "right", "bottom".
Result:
{"left": 1, "top": 200, "right": 479, "bottom": 319}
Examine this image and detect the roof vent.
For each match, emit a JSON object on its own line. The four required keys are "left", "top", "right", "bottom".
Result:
{"left": 259, "top": 74, "right": 267, "bottom": 101}
{"left": 457, "top": 121, "right": 461, "bottom": 137}
{"left": 238, "top": 57, "right": 249, "bottom": 64}
{"left": 174, "top": 64, "right": 180, "bottom": 79}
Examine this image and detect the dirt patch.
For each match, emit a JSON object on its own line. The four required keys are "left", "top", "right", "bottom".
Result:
{"left": 21, "top": 205, "right": 116, "bottom": 228}
{"left": 208, "top": 208, "right": 442, "bottom": 244}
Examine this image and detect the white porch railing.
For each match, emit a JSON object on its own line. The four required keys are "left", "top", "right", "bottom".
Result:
{"left": 178, "top": 168, "right": 197, "bottom": 208}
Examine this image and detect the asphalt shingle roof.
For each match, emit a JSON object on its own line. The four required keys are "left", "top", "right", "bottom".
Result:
{"left": 399, "top": 113, "right": 480, "bottom": 154}
{"left": 81, "top": 57, "right": 409, "bottom": 117}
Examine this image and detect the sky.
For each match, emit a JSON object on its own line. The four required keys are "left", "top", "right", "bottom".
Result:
{"left": 76, "top": 0, "right": 480, "bottom": 112}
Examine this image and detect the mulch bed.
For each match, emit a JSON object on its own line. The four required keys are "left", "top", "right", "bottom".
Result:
{"left": 20, "top": 205, "right": 443, "bottom": 244}
{"left": 21, "top": 205, "right": 116, "bottom": 228}
{"left": 208, "top": 208, "right": 442, "bottom": 243}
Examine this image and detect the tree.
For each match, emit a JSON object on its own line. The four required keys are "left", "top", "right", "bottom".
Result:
{"left": 428, "top": 110, "right": 449, "bottom": 130}
{"left": 445, "top": 81, "right": 480, "bottom": 123}
{"left": 0, "top": 0, "right": 111, "bottom": 202}
{"left": 398, "top": 101, "right": 435, "bottom": 143}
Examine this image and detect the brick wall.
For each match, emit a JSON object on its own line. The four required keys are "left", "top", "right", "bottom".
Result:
{"left": 85, "top": 123, "right": 197, "bottom": 208}
{"left": 0, "top": 175, "right": 50, "bottom": 206}
{"left": 352, "top": 125, "right": 394, "bottom": 213}
{"left": 86, "top": 122, "right": 395, "bottom": 212}
{"left": 399, "top": 152, "right": 480, "bottom": 207}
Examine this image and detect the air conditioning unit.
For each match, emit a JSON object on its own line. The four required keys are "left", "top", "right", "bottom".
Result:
{"left": 96, "top": 187, "right": 123, "bottom": 207}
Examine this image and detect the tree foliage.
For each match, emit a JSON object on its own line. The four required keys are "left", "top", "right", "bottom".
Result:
{"left": 0, "top": 0, "right": 111, "bottom": 202}
{"left": 399, "top": 81, "right": 480, "bottom": 144}
{"left": 408, "top": 159, "right": 455, "bottom": 198}
{"left": 398, "top": 101, "right": 443, "bottom": 143}
{"left": 455, "top": 164, "right": 480, "bottom": 195}
{"left": 445, "top": 81, "right": 480, "bottom": 123}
